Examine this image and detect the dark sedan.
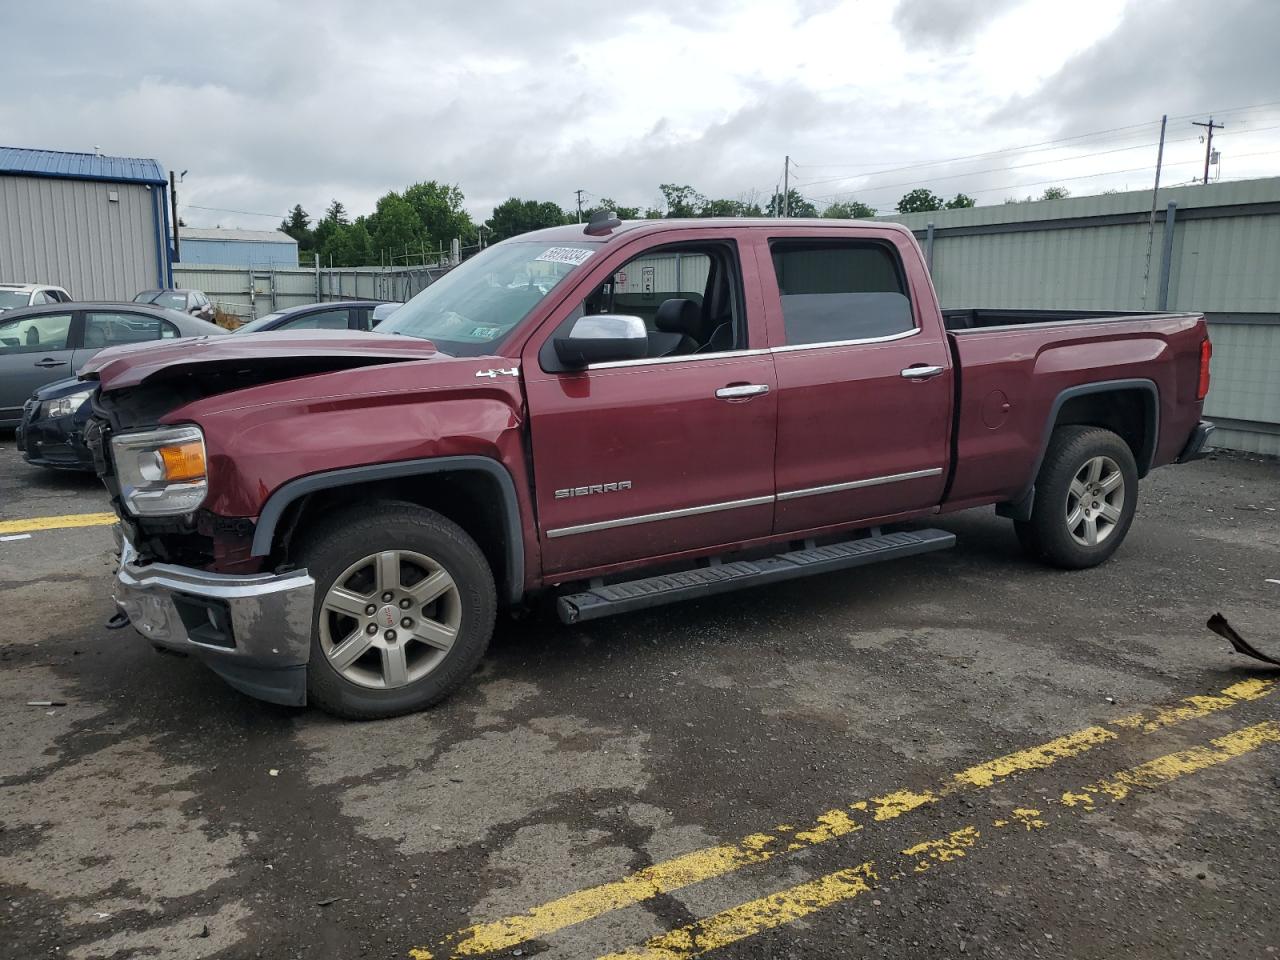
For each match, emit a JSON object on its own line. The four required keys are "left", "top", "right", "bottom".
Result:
{"left": 13, "top": 304, "right": 226, "bottom": 470}
{"left": 231, "top": 300, "right": 387, "bottom": 334}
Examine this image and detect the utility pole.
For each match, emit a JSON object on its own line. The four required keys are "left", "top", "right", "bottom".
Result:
{"left": 1141, "top": 115, "right": 1168, "bottom": 304}
{"left": 782, "top": 155, "right": 790, "bottom": 218}
{"left": 575, "top": 189, "right": 585, "bottom": 223}
{"left": 1192, "top": 117, "right": 1224, "bottom": 184}
{"left": 168, "top": 171, "right": 180, "bottom": 263}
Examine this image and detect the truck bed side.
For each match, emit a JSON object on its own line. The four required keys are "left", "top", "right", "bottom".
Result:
{"left": 942, "top": 312, "right": 1208, "bottom": 512}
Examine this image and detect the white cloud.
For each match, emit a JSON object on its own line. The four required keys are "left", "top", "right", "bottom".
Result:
{"left": 1, "top": 0, "right": 1275, "bottom": 227}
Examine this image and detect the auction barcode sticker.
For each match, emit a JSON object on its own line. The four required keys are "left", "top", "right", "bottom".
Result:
{"left": 534, "top": 246, "right": 595, "bottom": 266}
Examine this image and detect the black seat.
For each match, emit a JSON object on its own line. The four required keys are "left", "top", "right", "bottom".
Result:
{"left": 650, "top": 298, "right": 707, "bottom": 357}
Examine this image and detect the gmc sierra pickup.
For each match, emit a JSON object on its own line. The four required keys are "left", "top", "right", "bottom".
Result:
{"left": 80, "top": 213, "right": 1215, "bottom": 718}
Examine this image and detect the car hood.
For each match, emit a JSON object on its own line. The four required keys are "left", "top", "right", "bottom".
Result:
{"left": 33, "top": 376, "right": 91, "bottom": 401}
{"left": 79, "top": 330, "right": 441, "bottom": 391}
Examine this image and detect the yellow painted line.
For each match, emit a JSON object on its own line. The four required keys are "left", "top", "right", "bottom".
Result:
{"left": 0, "top": 512, "right": 117, "bottom": 536}
{"left": 412, "top": 678, "right": 1275, "bottom": 959}
{"left": 598, "top": 721, "right": 1280, "bottom": 960}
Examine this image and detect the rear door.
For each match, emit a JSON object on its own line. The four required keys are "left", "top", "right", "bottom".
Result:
{"left": 0, "top": 310, "right": 79, "bottom": 421}
{"left": 758, "top": 230, "right": 953, "bottom": 535}
{"left": 522, "top": 230, "right": 778, "bottom": 577}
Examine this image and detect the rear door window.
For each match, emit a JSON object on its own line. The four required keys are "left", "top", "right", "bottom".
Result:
{"left": 279, "top": 308, "right": 351, "bottom": 331}
{"left": 84, "top": 312, "right": 170, "bottom": 348}
{"left": 769, "top": 241, "right": 915, "bottom": 346}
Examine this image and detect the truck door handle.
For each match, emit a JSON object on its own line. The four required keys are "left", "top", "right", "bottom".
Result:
{"left": 900, "top": 364, "right": 944, "bottom": 380}
{"left": 34, "top": 358, "right": 68, "bottom": 368}
{"left": 716, "top": 383, "right": 770, "bottom": 400}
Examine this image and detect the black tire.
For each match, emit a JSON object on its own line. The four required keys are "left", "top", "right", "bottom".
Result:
{"left": 297, "top": 502, "right": 496, "bottom": 719}
{"left": 1014, "top": 425, "right": 1139, "bottom": 570}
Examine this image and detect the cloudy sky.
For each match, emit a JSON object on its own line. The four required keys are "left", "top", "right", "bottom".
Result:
{"left": 3, "top": 0, "right": 1277, "bottom": 228}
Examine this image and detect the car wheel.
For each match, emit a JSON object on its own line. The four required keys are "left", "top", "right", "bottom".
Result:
{"left": 298, "top": 502, "right": 496, "bottom": 719}
{"left": 1014, "top": 425, "right": 1139, "bottom": 570}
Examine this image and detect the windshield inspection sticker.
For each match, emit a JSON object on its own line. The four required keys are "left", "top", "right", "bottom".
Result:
{"left": 535, "top": 246, "right": 595, "bottom": 266}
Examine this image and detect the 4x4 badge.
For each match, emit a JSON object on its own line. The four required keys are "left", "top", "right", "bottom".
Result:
{"left": 475, "top": 367, "right": 519, "bottom": 379}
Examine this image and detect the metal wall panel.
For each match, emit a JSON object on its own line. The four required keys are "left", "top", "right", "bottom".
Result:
{"left": 881, "top": 177, "right": 1280, "bottom": 453}
{"left": 0, "top": 174, "right": 160, "bottom": 298}
{"left": 177, "top": 239, "right": 299, "bottom": 268}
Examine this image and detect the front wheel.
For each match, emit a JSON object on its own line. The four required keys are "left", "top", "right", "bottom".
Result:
{"left": 1014, "top": 425, "right": 1139, "bottom": 570}
{"left": 298, "top": 503, "right": 496, "bottom": 719}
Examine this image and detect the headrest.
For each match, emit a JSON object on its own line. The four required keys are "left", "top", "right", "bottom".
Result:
{"left": 654, "top": 298, "right": 703, "bottom": 338}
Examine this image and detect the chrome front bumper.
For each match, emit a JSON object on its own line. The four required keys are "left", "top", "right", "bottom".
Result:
{"left": 113, "top": 536, "right": 316, "bottom": 705}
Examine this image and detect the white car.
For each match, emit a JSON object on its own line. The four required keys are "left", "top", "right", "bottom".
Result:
{"left": 0, "top": 283, "right": 72, "bottom": 313}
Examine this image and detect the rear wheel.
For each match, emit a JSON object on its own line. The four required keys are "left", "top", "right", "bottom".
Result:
{"left": 298, "top": 503, "right": 496, "bottom": 719}
{"left": 1014, "top": 426, "right": 1138, "bottom": 569}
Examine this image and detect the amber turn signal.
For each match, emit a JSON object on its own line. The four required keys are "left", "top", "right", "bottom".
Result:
{"left": 158, "top": 441, "right": 207, "bottom": 481}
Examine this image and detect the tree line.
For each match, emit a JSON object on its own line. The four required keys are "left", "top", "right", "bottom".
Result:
{"left": 279, "top": 180, "right": 1070, "bottom": 267}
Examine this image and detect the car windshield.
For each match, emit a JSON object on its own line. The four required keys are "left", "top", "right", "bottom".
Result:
{"left": 0, "top": 291, "right": 30, "bottom": 309}
{"left": 232, "top": 312, "right": 284, "bottom": 333}
{"left": 378, "top": 240, "right": 601, "bottom": 355}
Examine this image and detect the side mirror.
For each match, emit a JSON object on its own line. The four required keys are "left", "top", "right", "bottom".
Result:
{"left": 554, "top": 314, "right": 648, "bottom": 367}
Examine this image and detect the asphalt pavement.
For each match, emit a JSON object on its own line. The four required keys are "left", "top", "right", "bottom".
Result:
{"left": 2, "top": 438, "right": 1278, "bottom": 960}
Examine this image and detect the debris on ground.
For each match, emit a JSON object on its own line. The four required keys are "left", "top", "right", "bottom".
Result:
{"left": 316, "top": 896, "right": 345, "bottom": 907}
{"left": 1207, "top": 612, "right": 1280, "bottom": 667}
{"left": 104, "top": 610, "right": 130, "bottom": 630}
{"left": 26, "top": 700, "right": 66, "bottom": 707}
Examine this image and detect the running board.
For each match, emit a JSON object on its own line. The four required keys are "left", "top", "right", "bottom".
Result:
{"left": 556, "top": 528, "right": 956, "bottom": 624}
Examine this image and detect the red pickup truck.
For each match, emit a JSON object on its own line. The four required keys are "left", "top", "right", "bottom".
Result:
{"left": 82, "top": 214, "right": 1214, "bottom": 718}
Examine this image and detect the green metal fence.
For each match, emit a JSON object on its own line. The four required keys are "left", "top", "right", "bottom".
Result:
{"left": 884, "top": 177, "right": 1280, "bottom": 455}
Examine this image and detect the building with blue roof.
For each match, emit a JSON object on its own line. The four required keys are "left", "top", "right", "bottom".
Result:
{"left": 0, "top": 145, "right": 173, "bottom": 299}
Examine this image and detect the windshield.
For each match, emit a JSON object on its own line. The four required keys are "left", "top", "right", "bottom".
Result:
{"left": 378, "top": 240, "right": 600, "bottom": 355}
{"left": 232, "top": 312, "right": 284, "bottom": 334}
{"left": 136, "top": 290, "right": 187, "bottom": 310}
{"left": 0, "top": 291, "right": 30, "bottom": 309}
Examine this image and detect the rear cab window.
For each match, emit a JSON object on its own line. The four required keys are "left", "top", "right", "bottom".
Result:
{"left": 768, "top": 239, "right": 916, "bottom": 346}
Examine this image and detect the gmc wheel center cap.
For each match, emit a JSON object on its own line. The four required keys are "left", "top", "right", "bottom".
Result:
{"left": 378, "top": 605, "right": 398, "bottom": 628}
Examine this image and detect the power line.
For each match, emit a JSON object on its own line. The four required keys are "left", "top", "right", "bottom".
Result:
{"left": 793, "top": 135, "right": 1202, "bottom": 190}
{"left": 791, "top": 98, "right": 1280, "bottom": 186}
{"left": 805, "top": 147, "right": 1280, "bottom": 205}
{"left": 185, "top": 203, "right": 286, "bottom": 219}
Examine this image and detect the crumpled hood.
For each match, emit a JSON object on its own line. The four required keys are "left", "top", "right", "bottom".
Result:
{"left": 79, "top": 330, "right": 440, "bottom": 390}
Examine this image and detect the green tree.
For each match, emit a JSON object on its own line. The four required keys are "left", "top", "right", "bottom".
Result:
{"left": 659, "top": 183, "right": 708, "bottom": 218}
{"left": 823, "top": 199, "right": 877, "bottom": 218}
{"left": 1040, "top": 186, "right": 1070, "bottom": 200}
{"left": 583, "top": 197, "right": 642, "bottom": 220}
{"left": 402, "top": 181, "right": 476, "bottom": 250}
{"left": 767, "top": 189, "right": 817, "bottom": 218}
{"left": 368, "top": 193, "right": 423, "bottom": 262}
{"left": 279, "top": 204, "right": 312, "bottom": 249}
{"left": 895, "top": 188, "right": 944, "bottom": 214}
{"left": 324, "top": 199, "right": 349, "bottom": 225}
{"left": 486, "top": 198, "right": 569, "bottom": 242}
{"left": 319, "top": 220, "right": 373, "bottom": 266}
{"left": 702, "top": 198, "right": 763, "bottom": 217}
{"left": 945, "top": 193, "right": 976, "bottom": 209}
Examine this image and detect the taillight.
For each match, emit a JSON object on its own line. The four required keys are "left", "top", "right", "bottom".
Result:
{"left": 1196, "top": 337, "right": 1212, "bottom": 401}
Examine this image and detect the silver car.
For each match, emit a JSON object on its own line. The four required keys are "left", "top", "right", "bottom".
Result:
{"left": 0, "top": 301, "right": 225, "bottom": 427}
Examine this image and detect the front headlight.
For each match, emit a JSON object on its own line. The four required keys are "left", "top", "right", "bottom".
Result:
{"left": 41, "top": 388, "right": 95, "bottom": 419}
{"left": 110, "top": 426, "right": 208, "bottom": 517}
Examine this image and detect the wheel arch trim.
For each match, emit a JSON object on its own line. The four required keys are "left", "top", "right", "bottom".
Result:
{"left": 1008, "top": 378, "right": 1159, "bottom": 517}
{"left": 251, "top": 456, "right": 525, "bottom": 605}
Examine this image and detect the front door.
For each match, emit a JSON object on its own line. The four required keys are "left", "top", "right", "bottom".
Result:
{"left": 0, "top": 309, "right": 78, "bottom": 422}
{"left": 523, "top": 232, "right": 778, "bottom": 578}
{"left": 758, "top": 233, "right": 953, "bottom": 534}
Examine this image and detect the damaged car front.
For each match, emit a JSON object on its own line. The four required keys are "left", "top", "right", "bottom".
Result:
{"left": 79, "top": 331, "right": 449, "bottom": 706}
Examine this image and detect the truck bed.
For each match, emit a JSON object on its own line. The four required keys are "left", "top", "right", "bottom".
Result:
{"left": 943, "top": 308, "right": 1166, "bottom": 331}
{"left": 940, "top": 310, "right": 1208, "bottom": 513}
